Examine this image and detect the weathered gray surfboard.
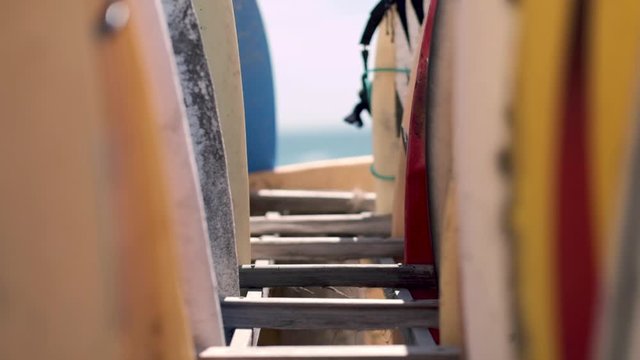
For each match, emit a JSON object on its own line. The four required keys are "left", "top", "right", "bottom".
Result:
{"left": 161, "top": 0, "right": 240, "bottom": 299}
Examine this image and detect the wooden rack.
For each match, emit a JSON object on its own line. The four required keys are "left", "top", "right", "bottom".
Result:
{"left": 200, "top": 189, "right": 461, "bottom": 359}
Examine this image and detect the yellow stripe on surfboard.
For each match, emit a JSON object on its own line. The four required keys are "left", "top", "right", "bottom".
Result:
{"left": 196, "top": 0, "right": 252, "bottom": 264}
{"left": 514, "top": 0, "right": 573, "bottom": 359}
{"left": 589, "top": 0, "right": 640, "bottom": 270}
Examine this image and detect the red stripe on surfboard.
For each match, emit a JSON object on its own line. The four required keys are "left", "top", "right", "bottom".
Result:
{"left": 556, "top": 1, "right": 598, "bottom": 358}
{"left": 404, "top": 0, "right": 438, "bottom": 303}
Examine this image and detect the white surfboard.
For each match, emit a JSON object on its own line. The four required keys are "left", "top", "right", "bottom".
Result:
{"left": 195, "top": 0, "right": 252, "bottom": 265}
{"left": 453, "top": 0, "right": 517, "bottom": 358}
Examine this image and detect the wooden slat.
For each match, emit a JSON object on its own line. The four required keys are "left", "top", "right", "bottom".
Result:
{"left": 221, "top": 297, "right": 438, "bottom": 330}
{"left": 251, "top": 236, "right": 403, "bottom": 261}
{"left": 250, "top": 213, "right": 391, "bottom": 236}
{"left": 389, "top": 289, "right": 436, "bottom": 346}
{"left": 239, "top": 264, "right": 435, "bottom": 289}
{"left": 200, "top": 345, "right": 460, "bottom": 359}
{"left": 250, "top": 189, "right": 376, "bottom": 215}
{"left": 230, "top": 260, "right": 271, "bottom": 347}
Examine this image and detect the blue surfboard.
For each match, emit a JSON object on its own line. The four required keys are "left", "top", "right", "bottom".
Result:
{"left": 233, "top": 0, "right": 277, "bottom": 172}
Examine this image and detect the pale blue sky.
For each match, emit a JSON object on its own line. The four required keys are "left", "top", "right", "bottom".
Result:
{"left": 257, "top": 0, "right": 378, "bottom": 132}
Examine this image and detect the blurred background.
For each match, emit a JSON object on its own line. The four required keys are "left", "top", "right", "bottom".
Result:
{"left": 258, "top": 0, "right": 377, "bottom": 165}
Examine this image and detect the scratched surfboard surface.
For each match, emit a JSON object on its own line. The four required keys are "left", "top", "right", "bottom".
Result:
{"left": 161, "top": 0, "right": 240, "bottom": 298}
{"left": 453, "top": 0, "right": 518, "bottom": 358}
{"left": 0, "top": 0, "right": 196, "bottom": 359}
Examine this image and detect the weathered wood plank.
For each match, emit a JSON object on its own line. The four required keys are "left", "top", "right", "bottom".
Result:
{"left": 251, "top": 236, "right": 403, "bottom": 261}
{"left": 230, "top": 260, "right": 271, "bottom": 347}
{"left": 221, "top": 297, "right": 438, "bottom": 329}
{"left": 200, "top": 345, "right": 460, "bottom": 359}
{"left": 229, "top": 288, "right": 261, "bottom": 347}
{"left": 250, "top": 214, "right": 391, "bottom": 236}
{"left": 248, "top": 155, "right": 375, "bottom": 192}
{"left": 239, "top": 264, "right": 435, "bottom": 289}
{"left": 161, "top": 0, "right": 240, "bottom": 298}
{"left": 250, "top": 189, "right": 376, "bottom": 215}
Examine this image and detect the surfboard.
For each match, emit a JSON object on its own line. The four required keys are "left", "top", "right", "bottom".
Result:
{"left": 233, "top": 0, "right": 277, "bottom": 173}
{"left": 394, "top": 0, "right": 425, "bottom": 115}
{"left": 513, "top": 0, "right": 574, "bottom": 358}
{"left": 390, "top": 5, "right": 425, "bottom": 240}
{"left": 403, "top": 0, "right": 437, "bottom": 282}
{"left": 137, "top": 0, "right": 225, "bottom": 350}
{"left": 427, "top": 0, "right": 459, "bottom": 347}
{"left": 370, "top": 12, "right": 402, "bottom": 214}
{"left": 598, "top": 107, "right": 640, "bottom": 360}
{"left": 0, "top": 2, "right": 120, "bottom": 358}
{"left": 1, "top": 1, "right": 195, "bottom": 358}
{"left": 453, "top": 0, "right": 517, "bottom": 358}
{"left": 161, "top": 0, "right": 241, "bottom": 299}
{"left": 195, "top": 0, "right": 251, "bottom": 265}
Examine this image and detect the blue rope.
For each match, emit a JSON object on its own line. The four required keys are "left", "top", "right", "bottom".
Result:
{"left": 370, "top": 164, "right": 396, "bottom": 181}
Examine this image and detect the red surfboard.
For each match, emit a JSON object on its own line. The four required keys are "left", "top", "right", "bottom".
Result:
{"left": 403, "top": 0, "right": 439, "bottom": 339}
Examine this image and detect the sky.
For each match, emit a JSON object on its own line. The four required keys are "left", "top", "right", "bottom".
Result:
{"left": 257, "top": 0, "right": 378, "bottom": 132}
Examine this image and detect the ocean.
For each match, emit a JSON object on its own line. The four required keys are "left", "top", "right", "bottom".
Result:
{"left": 276, "top": 127, "right": 373, "bottom": 166}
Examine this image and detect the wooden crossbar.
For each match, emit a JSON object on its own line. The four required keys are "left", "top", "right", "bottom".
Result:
{"left": 200, "top": 345, "right": 460, "bottom": 359}
{"left": 250, "top": 213, "right": 391, "bottom": 236}
{"left": 230, "top": 260, "right": 272, "bottom": 347}
{"left": 250, "top": 236, "right": 403, "bottom": 261}
{"left": 238, "top": 264, "right": 435, "bottom": 289}
{"left": 250, "top": 189, "right": 376, "bottom": 215}
{"left": 221, "top": 297, "right": 438, "bottom": 329}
